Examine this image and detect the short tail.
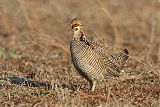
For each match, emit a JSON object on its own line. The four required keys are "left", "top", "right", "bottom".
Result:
{"left": 105, "top": 49, "right": 129, "bottom": 77}
{"left": 121, "top": 49, "right": 129, "bottom": 63}
{"left": 116, "top": 49, "right": 129, "bottom": 66}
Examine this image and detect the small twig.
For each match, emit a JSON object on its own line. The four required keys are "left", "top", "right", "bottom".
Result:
{"left": 30, "top": 31, "right": 70, "bottom": 54}
{"left": 31, "top": 41, "right": 49, "bottom": 51}
{"left": 147, "top": 1, "right": 156, "bottom": 61}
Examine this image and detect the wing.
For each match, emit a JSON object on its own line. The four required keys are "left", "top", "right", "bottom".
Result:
{"left": 81, "top": 35, "right": 129, "bottom": 77}
{"left": 85, "top": 38, "right": 129, "bottom": 66}
{"left": 89, "top": 39, "right": 129, "bottom": 76}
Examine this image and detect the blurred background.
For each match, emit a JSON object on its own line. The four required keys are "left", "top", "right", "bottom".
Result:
{"left": 0, "top": 0, "right": 159, "bottom": 64}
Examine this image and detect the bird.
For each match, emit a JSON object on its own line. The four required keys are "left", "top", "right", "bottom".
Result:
{"left": 69, "top": 17, "right": 129, "bottom": 92}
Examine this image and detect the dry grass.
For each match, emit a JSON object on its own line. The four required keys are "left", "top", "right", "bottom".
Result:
{"left": 0, "top": 0, "right": 160, "bottom": 107}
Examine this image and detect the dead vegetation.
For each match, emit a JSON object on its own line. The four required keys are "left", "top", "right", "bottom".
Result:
{"left": 0, "top": 0, "right": 159, "bottom": 107}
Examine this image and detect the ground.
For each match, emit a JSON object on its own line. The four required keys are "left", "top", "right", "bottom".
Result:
{"left": 0, "top": 0, "right": 160, "bottom": 107}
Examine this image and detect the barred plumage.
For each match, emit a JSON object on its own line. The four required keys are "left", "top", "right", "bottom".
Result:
{"left": 70, "top": 18, "right": 129, "bottom": 91}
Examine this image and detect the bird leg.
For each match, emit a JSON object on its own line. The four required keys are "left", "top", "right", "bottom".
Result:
{"left": 89, "top": 80, "right": 96, "bottom": 92}
{"left": 92, "top": 80, "right": 96, "bottom": 92}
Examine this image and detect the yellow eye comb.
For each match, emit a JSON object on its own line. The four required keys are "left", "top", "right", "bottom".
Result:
{"left": 70, "top": 17, "right": 82, "bottom": 26}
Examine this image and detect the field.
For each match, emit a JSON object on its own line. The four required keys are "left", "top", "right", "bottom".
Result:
{"left": 0, "top": 0, "right": 160, "bottom": 107}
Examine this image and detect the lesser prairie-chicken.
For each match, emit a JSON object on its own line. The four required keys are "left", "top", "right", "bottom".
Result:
{"left": 70, "top": 18, "right": 129, "bottom": 92}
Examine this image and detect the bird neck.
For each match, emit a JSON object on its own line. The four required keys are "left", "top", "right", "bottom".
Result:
{"left": 72, "top": 27, "right": 85, "bottom": 40}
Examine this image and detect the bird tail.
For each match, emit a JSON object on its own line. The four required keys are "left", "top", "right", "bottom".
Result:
{"left": 103, "top": 49, "right": 129, "bottom": 77}
{"left": 116, "top": 49, "right": 129, "bottom": 66}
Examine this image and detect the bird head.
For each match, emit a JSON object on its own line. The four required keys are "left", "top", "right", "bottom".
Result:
{"left": 70, "top": 17, "right": 82, "bottom": 32}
